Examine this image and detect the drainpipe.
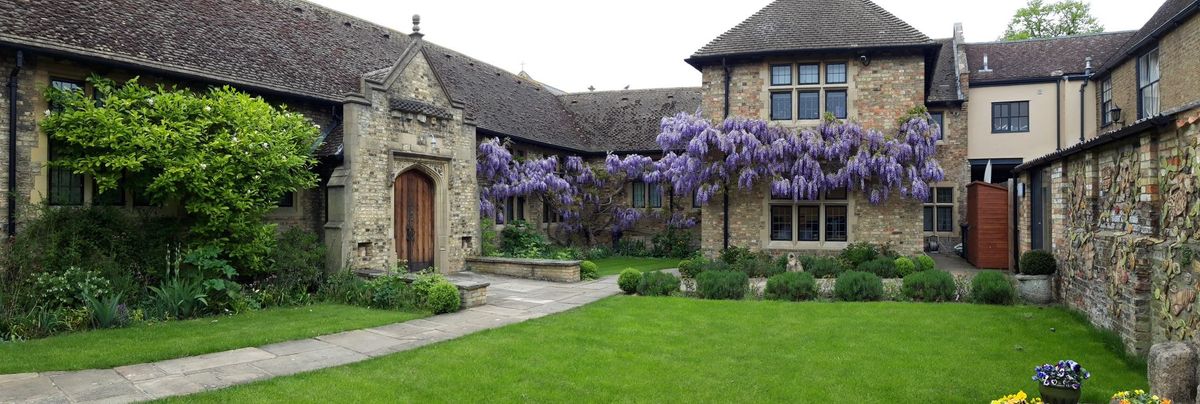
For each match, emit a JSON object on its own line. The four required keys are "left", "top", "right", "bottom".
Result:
{"left": 6, "top": 50, "right": 23, "bottom": 238}
{"left": 721, "top": 58, "right": 731, "bottom": 251}
{"left": 1077, "top": 57, "right": 1092, "bottom": 144}
{"left": 1055, "top": 79, "right": 1062, "bottom": 151}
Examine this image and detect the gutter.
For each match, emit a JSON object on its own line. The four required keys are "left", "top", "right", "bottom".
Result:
{"left": 6, "top": 50, "right": 22, "bottom": 237}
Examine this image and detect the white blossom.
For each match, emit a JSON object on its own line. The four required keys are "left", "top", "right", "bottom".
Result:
{"left": 200, "top": 163, "right": 207, "bottom": 170}
{"left": 43, "top": 109, "right": 51, "bottom": 117}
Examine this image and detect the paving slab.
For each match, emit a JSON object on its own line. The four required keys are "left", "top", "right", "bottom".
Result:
{"left": 154, "top": 347, "right": 275, "bottom": 375}
{"left": 251, "top": 346, "right": 367, "bottom": 377}
{"left": 0, "top": 272, "right": 619, "bottom": 403}
{"left": 317, "top": 330, "right": 407, "bottom": 355}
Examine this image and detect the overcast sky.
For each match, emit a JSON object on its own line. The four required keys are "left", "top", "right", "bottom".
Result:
{"left": 309, "top": 0, "right": 1157, "bottom": 93}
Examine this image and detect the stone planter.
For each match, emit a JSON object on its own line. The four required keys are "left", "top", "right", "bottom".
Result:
{"left": 1015, "top": 273, "right": 1054, "bottom": 304}
{"left": 464, "top": 256, "right": 581, "bottom": 282}
{"left": 1038, "top": 385, "right": 1081, "bottom": 404}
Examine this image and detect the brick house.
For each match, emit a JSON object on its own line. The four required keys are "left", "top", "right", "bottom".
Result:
{"left": 685, "top": 0, "right": 969, "bottom": 256}
{"left": 1007, "top": 0, "right": 1200, "bottom": 353}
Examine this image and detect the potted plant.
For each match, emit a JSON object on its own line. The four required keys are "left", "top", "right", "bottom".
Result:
{"left": 1016, "top": 250, "right": 1056, "bottom": 304}
{"left": 1033, "top": 360, "right": 1090, "bottom": 404}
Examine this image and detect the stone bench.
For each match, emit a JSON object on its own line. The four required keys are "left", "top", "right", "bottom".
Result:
{"left": 352, "top": 270, "right": 489, "bottom": 308}
{"left": 464, "top": 256, "right": 581, "bottom": 283}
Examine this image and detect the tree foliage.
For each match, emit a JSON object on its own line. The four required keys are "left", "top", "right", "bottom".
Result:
{"left": 1003, "top": 0, "right": 1104, "bottom": 41}
{"left": 41, "top": 76, "right": 320, "bottom": 272}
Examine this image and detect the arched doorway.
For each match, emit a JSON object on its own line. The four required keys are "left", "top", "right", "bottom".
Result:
{"left": 394, "top": 170, "right": 435, "bottom": 272}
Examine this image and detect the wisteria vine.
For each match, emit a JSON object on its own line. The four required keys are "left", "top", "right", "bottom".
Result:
{"left": 477, "top": 108, "right": 943, "bottom": 240}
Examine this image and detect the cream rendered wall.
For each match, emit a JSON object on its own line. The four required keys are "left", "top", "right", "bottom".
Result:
{"left": 1059, "top": 79, "right": 1099, "bottom": 149}
{"left": 967, "top": 82, "right": 1059, "bottom": 161}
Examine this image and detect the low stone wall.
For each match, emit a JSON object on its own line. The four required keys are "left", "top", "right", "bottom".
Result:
{"left": 464, "top": 257, "right": 581, "bottom": 283}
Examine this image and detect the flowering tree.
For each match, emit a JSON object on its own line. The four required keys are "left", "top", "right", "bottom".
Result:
{"left": 477, "top": 107, "right": 943, "bottom": 246}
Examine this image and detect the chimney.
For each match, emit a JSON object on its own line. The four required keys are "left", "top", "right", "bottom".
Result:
{"left": 1084, "top": 56, "right": 1093, "bottom": 75}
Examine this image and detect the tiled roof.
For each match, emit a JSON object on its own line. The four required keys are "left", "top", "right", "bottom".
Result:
{"left": 422, "top": 44, "right": 592, "bottom": 151}
{"left": 689, "top": 0, "right": 934, "bottom": 63}
{"left": 0, "top": 0, "right": 692, "bottom": 154}
{"left": 389, "top": 98, "right": 454, "bottom": 120}
{"left": 927, "top": 38, "right": 963, "bottom": 103}
{"left": 1098, "top": 0, "right": 1200, "bottom": 73}
{"left": 559, "top": 88, "right": 703, "bottom": 152}
{"left": 964, "top": 31, "right": 1134, "bottom": 84}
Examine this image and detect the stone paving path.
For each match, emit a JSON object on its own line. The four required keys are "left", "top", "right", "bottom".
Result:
{"left": 0, "top": 272, "right": 619, "bottom": 403}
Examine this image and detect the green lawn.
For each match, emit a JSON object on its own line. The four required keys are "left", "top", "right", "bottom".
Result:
{"left": 591, "top": 256, "right": 679, "bottom": 276}
{"left": 0, "top": 304, "right": 425, "bottom": 373}
{"left": 169, "top": 298, "right": 1145, "bottom": 403}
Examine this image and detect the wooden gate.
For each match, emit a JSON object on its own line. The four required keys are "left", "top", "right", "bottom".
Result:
{"left": 394, "top": 170, "right": 435, "bottom": 272}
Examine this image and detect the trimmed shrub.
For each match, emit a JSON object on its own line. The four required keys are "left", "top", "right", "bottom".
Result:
{"left": 902, "top": 270, "right": 956, "bottom": 302}
{"left": 971, "top": 271, "right": 1016, "bottom": 305}
{"left": 696, "top": 271, "right": 748, "bottom": 300}
{"left": 677, "top": 259, "right": 703, "bottom": 279}
{"left": 732, "top": 252, "right": 785, "bottom": 278}
{"left": 914, "top": 254, "right": 936, "bottom": 271}
{"left": 764, "top": 272, "right": 818, "bottom": 301}
{"left": 424, "top": 281, "right": 461, "bottom": 314}
{"left": 839, "top": 242, "right": 879, "bottom": 268}
{"left": 857, "top": 257, "right": 898, "bottom": 278}
{"left": 894, "top": 257, "right": 917, "bottom": 277}
{"left": 637, "top": 271, "right": 680, "bottom": 296}
{"left": 618, "top": 269, "right": 642, "bottom": 294}
{"left": 1019, "top": 250, "right": 1057, "bottom": 275}
{"left": 806, "top": 257, "right": 846, "bottom": 279}
{"left": 834, "top": 271, "right": 884, "bottom": 301}
{"left": 579, "top": 260, "right": 598, "bottom": 280}
{"left": 719, "top": 246, "right": 754, "bottom": 265}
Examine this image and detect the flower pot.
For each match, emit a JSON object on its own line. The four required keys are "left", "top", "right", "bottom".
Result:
{"left": 1015, "top": 274, "right": 1054, "bottom": 304}
{"left": 1038, "top": 385, "right": 1081, "bottom": 404}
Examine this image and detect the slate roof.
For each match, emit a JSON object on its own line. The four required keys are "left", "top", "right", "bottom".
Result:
{"left": 389, "top": 98, "right": 453, "bottom": 120}
{"left": 0, "top": 0, "right": 696, "bottom": 154}
{"left": 1096, "top": 0, "right": 1200, "bottom": 74}
{"left": 927, "top": 38, "right": 963, "bottom": 103}
{"left": 964, "top": 31, "right": 1134, "bottom": 84}
{"left": 688, "top": 0, "right": 934, "bottom": 64}
{"left": 559, "top": 88, "right": 703, "bottom": 152}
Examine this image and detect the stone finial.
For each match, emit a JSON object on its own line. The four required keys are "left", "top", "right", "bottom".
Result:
{"left": 412, "top": 14, "right": 421, "bottom": 33}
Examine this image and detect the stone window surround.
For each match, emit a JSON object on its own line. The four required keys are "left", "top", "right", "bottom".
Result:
{"left": 760, "top": 191, "right": 855, "bottom": 251}
{"left": 762, "top": 58, "right": 855, "bottom": 125}
{"left": 923, "top": 185, "right": 955, "bottom": 234}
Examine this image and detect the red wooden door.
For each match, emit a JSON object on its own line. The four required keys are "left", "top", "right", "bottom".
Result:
{"left": 395, "top": 170, "right": 435, "bottom": 272}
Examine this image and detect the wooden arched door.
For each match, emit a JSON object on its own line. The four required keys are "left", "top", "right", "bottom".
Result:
{"left": 394, "top": 170, "right": 435, "bottom": 272}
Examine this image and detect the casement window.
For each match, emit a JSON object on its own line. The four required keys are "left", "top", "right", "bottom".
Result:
{"left": 923, "top": 187, "right": 955, "bottom": 233}
{"left": 768, "top": 188, "right": 849, "bottom": 243}
{"left": 631, "top": 181, "right": 662, "bottom": 209}
{"left": 766, "top": 61, "right": 849, "bottom": 122}
{"left": 277, "top": 191, "right": 295, "bottom": 208}
{"left": 770, "top": 64, "right": 792, "bottom": 86}
{"left": 825, "top": 63, "right": 847, "bottom": 84}
{"left": 542, "top": 197, "right": 561, "bottom": 224}
{"left": 48, "top": 79, "right": 85, "bottom": 206}
{"left": 991, "top": 101, "right": 1029, "bottom": 133}
{"left": 930, "top": 112, "right": 945, "bottom": 137}
{"left": 1137, "top": 48, "right": 1160, "bottom": 119}
{"left": 770, "top": 92, "right": 793, "bottom": 120}
{"left": 797, "top": 64, "right": 820, "bottom": 85}
{"left": 798, "top": 91, "right": 820, "bottom": 119}
{"left": 497, "top": 196, "right": 524, "bottom": 224}
{"left": 1100, "top": 78, "right": 1113, "bottom": 126}
{"left": 825, "top": 90, "right": 847, "bottom": 119}
{"left": 93, "top": 178, "right": 126, "bottom": 206}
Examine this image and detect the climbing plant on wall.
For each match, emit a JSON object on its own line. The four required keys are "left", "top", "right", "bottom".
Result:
{"left": 477, "top": 107, "right": 944, "bottom": 246}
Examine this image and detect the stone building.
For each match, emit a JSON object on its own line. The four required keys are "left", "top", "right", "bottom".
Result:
{"left": 1009, "top": 0, "right": 1200, "bottom": 355}
{"left": 0, "top": 0, "right": 700, "bottom": 273}
{"left": 685, "top": 0, "right": 969, "bottom": 256}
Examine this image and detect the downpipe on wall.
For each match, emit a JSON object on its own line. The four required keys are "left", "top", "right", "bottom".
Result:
{"left": 6, "top": 50, "right": 23, "bottom": 238}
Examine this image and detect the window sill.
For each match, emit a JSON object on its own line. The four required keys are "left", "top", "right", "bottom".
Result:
{"left": 764, "top": 240, "right": 849, "bottom": 251}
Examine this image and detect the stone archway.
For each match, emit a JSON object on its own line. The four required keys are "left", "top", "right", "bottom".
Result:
{"left": 394, "top": 169, "right": 435, "bottom": 272}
